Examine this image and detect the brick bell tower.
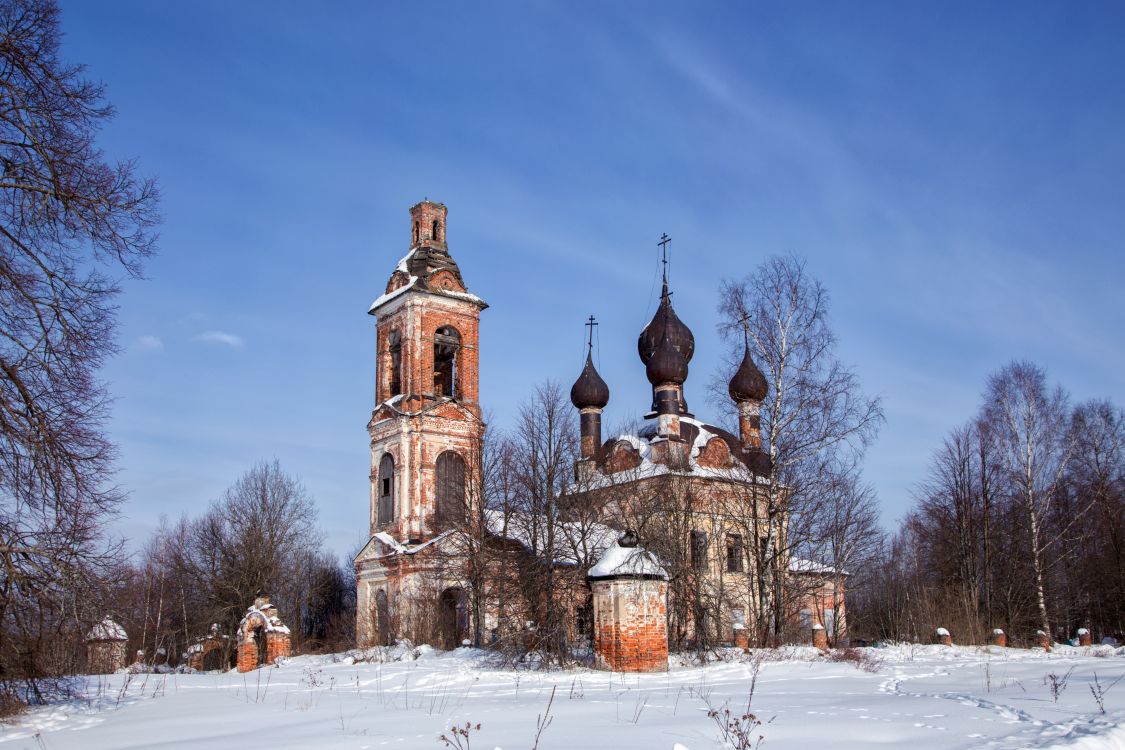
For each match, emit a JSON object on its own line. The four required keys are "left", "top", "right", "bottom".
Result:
{"left": 355, "top": 200, "right": 488, "bottom": 645}
{"left": 365, "top": 200, "right": 487, "bottom": 544}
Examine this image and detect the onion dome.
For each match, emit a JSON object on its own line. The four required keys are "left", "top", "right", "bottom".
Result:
{"left": 638, "top": 282, "right": 695, "bottom": 366}
{"left": 646, "top": 329, "right": 688, "bottom": 385}
{"left": 570, "top": 352, "right": 610, "bottom": 409}
{"left": 729, "top": 343, "right": 768, "bottom": 402}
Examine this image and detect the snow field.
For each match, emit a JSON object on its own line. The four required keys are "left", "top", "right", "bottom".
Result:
{"left": 2, "top": 643, "right": 1124, "bottom": 749}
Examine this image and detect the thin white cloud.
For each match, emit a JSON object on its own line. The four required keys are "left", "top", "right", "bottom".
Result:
{"left": 135, "top": 334, "right": 164, "bottom": 351}
{"left": 194, "top": 330, "right": 244, "bottom": 348}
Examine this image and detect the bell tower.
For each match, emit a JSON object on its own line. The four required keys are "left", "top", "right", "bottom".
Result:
{"left": 365, "top": 200, "right": 487, "bottom": 543}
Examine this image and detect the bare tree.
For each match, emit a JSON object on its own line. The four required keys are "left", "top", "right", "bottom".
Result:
{"left": 982, "top": 361, "right": 1074, "bottom": 637}
{"left": 169, "top": 461, "right": 325, "bottom": 648}
{"left": 714, "top": 254, "right": 883, "bottom": 643}
{"left": 0, "top": 0, "right": 159, "bottom": 704}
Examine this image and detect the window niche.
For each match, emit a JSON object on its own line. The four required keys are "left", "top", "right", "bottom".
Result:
{"left": 387, "top": 330, "right": 402, "bottom": 397}
{"left": 433, "top": 326, "right": 461, "bottom": 398}
{"left": 690, "top": 530, "right": 708, "bottom": 571}
{"left": 435, "top": 451, "right": 466, "bottom": 527}
{"left": 726, "top": 533, "right": 744, "bottom": 573}
{"left": 377, "top": 454, "right": 395, "bottom": 525}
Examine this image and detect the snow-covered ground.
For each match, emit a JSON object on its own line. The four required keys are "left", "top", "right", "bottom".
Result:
{"left": 3, "top": 643, "right": 1125, "bottom": 749}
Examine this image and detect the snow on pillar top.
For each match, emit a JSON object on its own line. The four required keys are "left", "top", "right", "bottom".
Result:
{"left": 588, "top": 531, "right": 668, "bottom": 580}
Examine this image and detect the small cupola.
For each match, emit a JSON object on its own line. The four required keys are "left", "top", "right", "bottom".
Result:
{"left": 409, "top": 199, "right": 448, "bottom": 250}
{"left": 729, "top": 343, "right": 768, "bottom": 403}
{"left": 570, "top": 352, "right": 610, "bottom": 410}
{"left": 572, "top": 316, "right": 610, "bottom": 463}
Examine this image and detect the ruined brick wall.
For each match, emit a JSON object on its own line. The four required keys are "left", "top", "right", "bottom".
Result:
{"left": 85, "top": 641, "right": 126, "bottom": 674}
{"left": 591, "top": 578, "right": 668, "bottom": 672}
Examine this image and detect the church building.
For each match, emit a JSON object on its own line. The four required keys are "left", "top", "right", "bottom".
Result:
{"left": 354, "top": 201, "right": 845, "bottom": 652}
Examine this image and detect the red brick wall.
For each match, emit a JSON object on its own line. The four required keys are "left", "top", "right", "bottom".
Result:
{"left": 592, "top": 578, "right": 668, "bottom": 672}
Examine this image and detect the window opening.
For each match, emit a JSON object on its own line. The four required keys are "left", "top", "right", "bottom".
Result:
{"left": 435, "top": 451, "right": 466, "bottom": 526}
{"left": 726, "top": 533, "right": 744, "bottom": 572}
{"left": 690, "top": 530, "right": 708, "bottom": 570}
{"left": 388, "top": 330, "right": 402, "bottom": 396}
{"left": 433, "top": 326, "right": 461, "bottom": 398}
{"left": 378, "top": 454, "right": 394, "bottom": 525}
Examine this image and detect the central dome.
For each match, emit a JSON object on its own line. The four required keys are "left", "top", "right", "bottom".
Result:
{"left": 637, "top": 283, "right": 695, "bottom": 366}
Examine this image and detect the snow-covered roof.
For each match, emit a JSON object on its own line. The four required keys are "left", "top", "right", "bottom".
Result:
{"left": 368, "top": 249, "right": 486, "bottom": 313}
{"left": 484, "top": 509, "right": 618, "bottom": 566}
{"left": 588, "top": 542, "right": 668, "bottom": 580}
{"left": 788, "top": 558, "right": 847, "bottom": 576}
{"left": 571, "top": 415, "right": 771, "bottom": 492}
{"left": 86, "top": 617, "right": 127, "bottom": 642}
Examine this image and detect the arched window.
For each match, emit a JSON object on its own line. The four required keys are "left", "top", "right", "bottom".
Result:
{"left": 435, "top": 451, "right": 466, "bottom": 526}
{"left": 432, "top": 219, "right": 441, "bottom": 241}
{"left": 377, "top": 454, "right": 395, "bottom": 525}
{"left": 433, "top": 326, "right": 461, "bottom": 398}
{"left": 388, "top": 330, "right": 402, "bottom": 396}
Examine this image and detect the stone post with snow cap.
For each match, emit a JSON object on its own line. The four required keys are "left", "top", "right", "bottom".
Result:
{"left": 1036, "top": 630, "right": 1052, "bottom": 651}
{"left": 588, "top": 530, "right": 669, "bottom": 672}
{"left": 990, "top": 629, "right": 1007, "bottom": 647}
{"left": 935, "top": 627, "right": 952, "bottom": 647}
{"left": 811, "top": 623, "right": 828, "bottom": 650}
{"left": 1077, "top": 628, "right": 1092, "bottom": 647}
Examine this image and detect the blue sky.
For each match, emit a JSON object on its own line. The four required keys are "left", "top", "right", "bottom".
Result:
{"left": 60, "top": 2, "right": 1125, "bottom": 559}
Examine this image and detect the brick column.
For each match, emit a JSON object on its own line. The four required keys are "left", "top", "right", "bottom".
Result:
{"left": 811, "top": 623, "right": 828, "bottom": 650}
{"left": 1036, "top": 630, "right": 1052, "bottom": 652}
{"left": 935, "top": 627, "right": 952, "bottom": 646}
{"left": 1077, "top": 628, "right": 1092, "bottom": 647}
{"left": 989, "top": 629, "right": 1007, "bottom": 647}
{"left": 588, "top": 533, "right": 669, "bottom": 673}
{"left": 266, "top": 631, "right": 291, "bottom": 664}
{"left": 237, "top": 640, "right": 258, "bottom": 673}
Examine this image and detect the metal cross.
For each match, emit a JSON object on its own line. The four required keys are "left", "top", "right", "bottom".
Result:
{"left": 585, "top": 315, "right": 598, "bottom": 352}
{"left": 738, "top": 311, "right": 752, "bottom": 346}
{"left": 658, "top": 233, "right": 671, "bottom": 282}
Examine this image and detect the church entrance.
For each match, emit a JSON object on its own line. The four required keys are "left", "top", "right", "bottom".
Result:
{"left": 438, "top": 587, "right": 468, "bottom": 649}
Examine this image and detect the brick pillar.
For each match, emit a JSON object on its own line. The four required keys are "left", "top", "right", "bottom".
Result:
{"left": 588, "top": 534, "right": 669, "bottom": 673}
{"left": 990, "top": 629, "right": 1007, "bottom": 647}
{"left": 1077, "top": 628, "right": 1092, "bottom": 647}
{"left": 935, "top": 627, "right": 952, "bottom": 646}
{"left": 811, "top": 624, "right": 828, "bottom": 650}
{"left": 237, "top": 640, "right": 258, "bottom": 673}
{"left": 266, "top": 631, "right": 291, "bottom": 664}
{"left": 733, "top": 625, "right": 749, "bottom": 650}
{"left": 1036, "top": 630, "right": 1052, "bottom": 652}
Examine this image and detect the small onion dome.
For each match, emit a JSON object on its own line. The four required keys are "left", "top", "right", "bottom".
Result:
{"left": 638, "top": 283, "right": 695, "bottom": 366}
{"left": 618, "top": 529, "right": 639, "bottom": 548}
{"left": 729, "top": 344, "right": 768, "bottom": 402}
{"left": 570, "top": 352, "right": 610, "bottom": 409}
{"left": 646, "top": 330, "right": 688, "bottom": 385}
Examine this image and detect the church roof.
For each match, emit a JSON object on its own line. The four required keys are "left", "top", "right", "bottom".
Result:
{"left": 369, "top": 246, "right": 487, "bottom": 313}
{"left": 585, "top": 415, "right": 772, "bottom": 483}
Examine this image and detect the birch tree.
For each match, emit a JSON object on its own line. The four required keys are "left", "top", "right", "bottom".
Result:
{"left": 715, "top": 254, "right": 883, "bottom": 643}
{"left": 982, "top": 361, "right": 1073, "bottom": 637}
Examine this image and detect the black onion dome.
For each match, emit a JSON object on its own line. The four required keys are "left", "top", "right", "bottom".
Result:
{"left": 570, "top": 352, "right": 610, "bottom": 409}
{"left": 729, "top": 344, "right": 768, "bottom": 402}
{"left": 646, "top": 330, "right": 688, "bottom": 385}
{"left": 638, "top": 283, "right": 695, "bottom": 366}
